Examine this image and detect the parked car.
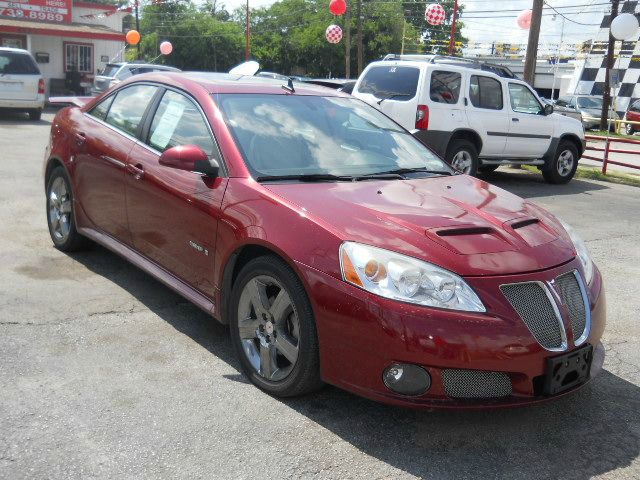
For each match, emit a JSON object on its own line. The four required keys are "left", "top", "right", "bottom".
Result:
{"left": 555, "top": 95, "right": 619, "bottom": 130}
{"left": 91, "top": 62, "right": 180, "bottom": 95}
{"left": 46, "top": 72, "right": 605, "bottom": 408}
{"left": 544, "top": 98, "right": 582, "bottom": 123}
{"left": 352, "top": 54, "right": 586, "bottom": 183}
{"left": 0, "top": 47, "right": 45, "bottom": 120}
{"left": 623, "top": 98, "right": 640, "bottom": 135}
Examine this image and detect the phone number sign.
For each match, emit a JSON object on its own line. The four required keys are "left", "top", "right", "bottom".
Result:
{"left": 0, "top": 0, "right": 72, "bottom": 23}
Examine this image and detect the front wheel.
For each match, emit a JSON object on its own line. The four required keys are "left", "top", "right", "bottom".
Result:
{"left": 542, "top": 141, "right": 578, "bottom": 184}
{"left": 229, "top": 255, "right": 323, "bottom": 397}
{"left": 446, "top": 139, "right": 479, "bottom": 176}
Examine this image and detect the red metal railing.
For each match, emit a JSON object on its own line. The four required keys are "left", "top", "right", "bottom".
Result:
{"left": 583, "top": 134, "right": 640, "bottom": 174}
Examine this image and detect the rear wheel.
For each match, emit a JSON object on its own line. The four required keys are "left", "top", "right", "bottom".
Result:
{"left": 230, "top": 255, "right": 323, "bottom": 397}
{"left": 542, "top": 141, "right": 578, "bottom": 184}
{"left": 446, "top": 139, "right": 479, "bottom": 176}
{"left": 28, "top": 109, "right": 42, "bottom": 121}
{"left": 46, "top": 166, "right": 91, "bottom": 251}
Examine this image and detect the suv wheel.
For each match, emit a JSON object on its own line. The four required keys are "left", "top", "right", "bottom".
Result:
{"left": 230, "top": 255, "right": 323, "bottom": 397}
{"left": 446, "top": 139, "right": 479, "bottom": 176}
{"left": 28, "top": 109, "right": 42, "bottom": 121}
{"left": 542, "top": 141, "right": 578, "bottom": 184}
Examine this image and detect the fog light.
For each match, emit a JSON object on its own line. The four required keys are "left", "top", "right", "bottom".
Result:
{"left": 382, "top": 363, "right": 431, "bottom": 396}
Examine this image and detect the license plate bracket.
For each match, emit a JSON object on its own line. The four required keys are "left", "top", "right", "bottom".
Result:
{"left": 544, "top": 344, "right": 593, "bottom": 396}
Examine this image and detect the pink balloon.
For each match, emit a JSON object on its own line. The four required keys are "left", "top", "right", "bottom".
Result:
{"left": 425, "top": 3, "right": 446, "bottom": 26}
{"left": 517, "top": 9, "right": 532, "bottom": 30}
{"left": 160, "top": 41, "right": 173, "bottom": 55}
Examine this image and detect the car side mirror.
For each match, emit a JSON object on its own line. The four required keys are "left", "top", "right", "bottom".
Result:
{"left": 158, "top": 145, "right": 219, "bottom": 177}
{"left": 544, "top": 104, "right": 554, "bottom": 115}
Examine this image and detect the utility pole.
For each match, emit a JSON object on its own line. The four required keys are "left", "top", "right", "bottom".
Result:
{"left": 345, "top": 4, "right": 351, "bottom": 78}
{"left": 245, "top": 0, "right": 250, "bottom": 61}
{"left": 356, "top": 0, "right": 363, "bottom": 75}
{"left": 523, "top": 0, "right": 543, "bottom": 86}
{"left": 134, "top": 0, "right": 140, "bottom": 60}
{"left": 401, "top": 20, "right": 406, "bottom": 55}
{"left": 448, "top": 0, "right": 459, "bottom": 55}
{"left": 601, "top": 0, "right": 620, "bottom": 130}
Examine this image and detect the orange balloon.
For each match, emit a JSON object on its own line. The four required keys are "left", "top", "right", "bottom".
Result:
{"left": 126, "top": 30, "right": 141, "bottom": 45}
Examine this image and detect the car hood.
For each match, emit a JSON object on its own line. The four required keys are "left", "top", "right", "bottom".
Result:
{"left": 264, "top": 175, "right": 576, "bottom": 276}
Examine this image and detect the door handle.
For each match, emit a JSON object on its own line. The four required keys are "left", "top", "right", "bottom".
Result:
{"left": 75, "top": 132, "right": 86, "bottom": 146}
{"left": 512, "top": 118, "right": 520, "bottom": 122}
{"left": 126, "top": 163, "right": 145, "bottom": 180}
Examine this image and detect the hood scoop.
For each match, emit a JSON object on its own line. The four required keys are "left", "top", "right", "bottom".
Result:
{"left": 436, "top": 226, "right": 494, "bottom": 237}
{"left": 505, "top": 217, "right": 557, "bottom": 247}
{"left": 428, "top": 225, "right": 516, "bottom": 255}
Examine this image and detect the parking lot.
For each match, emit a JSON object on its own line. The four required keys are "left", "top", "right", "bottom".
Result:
{"left": 1, "top": 110, "right": 639, "bottom": 480}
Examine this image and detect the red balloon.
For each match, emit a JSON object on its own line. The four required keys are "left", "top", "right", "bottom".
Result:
{"left": 329, "top": 0, "right": 346, "bottom": 16}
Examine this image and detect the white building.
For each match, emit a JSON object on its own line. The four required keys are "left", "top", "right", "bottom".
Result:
{"left": 0, "top": 1, "right": 130, "bottom": 95}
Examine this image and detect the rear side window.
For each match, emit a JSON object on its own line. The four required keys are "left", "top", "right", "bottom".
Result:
{"left": 148, "top": 90, "right": 216, "bottom": 157}
{"left": 430, "top": 70, "right": 461, "bottom": 104}
{"left": 358, "top": 66, "right": 420, "bottom": 101}
{"left": 0, "top": 51, "right": 40, "bottom": 75}
{"left": 105, "top": 84, "right": 157, "bottom": 136}
{"left": 89, "top": 95, "right": 115, "bottom": 121}
{"left": 469, "top": 76, "right": 503, "bottom": 110}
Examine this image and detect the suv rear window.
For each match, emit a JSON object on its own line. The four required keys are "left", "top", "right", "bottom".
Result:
{"left": 100, "top": 64, "right": 121, "bottom": 77}
{"left": 430, "top": 70, "right": 461, "bottom": 104}
{"left": 358, "top": 66, "right": 419, "bottom": 101}
{"left": 0, "top": 51, "right": 40, "bottom": 75}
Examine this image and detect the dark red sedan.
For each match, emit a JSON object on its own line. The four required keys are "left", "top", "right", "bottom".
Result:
{"left": 45, "top": 72, "right": 605, "bottom": 408}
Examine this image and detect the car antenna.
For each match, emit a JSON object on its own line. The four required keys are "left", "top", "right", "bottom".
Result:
{"left": 282, "top": 77, "right": 295, "bottom": 93}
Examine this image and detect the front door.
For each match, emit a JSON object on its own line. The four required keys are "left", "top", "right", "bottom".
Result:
{"left": 505, "top": 82, "right": 554, "bottom": 158}
{"left": 125, "top": 89, "right": 227, "bottom": 298}
{"left": 465, "top": 75, "right": 509, "bottom": 157}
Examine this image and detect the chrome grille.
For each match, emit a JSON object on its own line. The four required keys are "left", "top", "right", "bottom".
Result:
{"left": 442, "top": 369, "right": 512, "bottom": 398}
{"left": 500, "top": 282, "right": 565, "bottom": 350}
{"left": 555, "top": 271, "right": 588, "bottom": 344}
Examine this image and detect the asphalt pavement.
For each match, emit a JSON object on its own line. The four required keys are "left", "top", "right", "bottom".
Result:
{"left": 1, "top": 110, "right": 639, "bottom": 480}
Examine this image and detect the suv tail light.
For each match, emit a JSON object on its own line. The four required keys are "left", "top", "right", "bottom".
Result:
{"left": 38, "top": 78, "right": 45, "bottom": 95}
{"left": 415, "top": 104, "right": 429, "bottom": 130}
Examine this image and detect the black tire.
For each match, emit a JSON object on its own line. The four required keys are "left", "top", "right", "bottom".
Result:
{"left": 542, "top": 141, "right": 579, "bottom": 184}
{"left": 28, "top": 109, "right": 42, "bottom": 121}
{"left": 229, "top": 255, "right": 323, "bottom": 397}
{"left": 625, "top": 121, "right": 635, "bottom": 135}
{"left": 446, "top": 139, "right": 479, "bottom": 176}
{"left": 46, "top": 166, "right": 91, "bottom": 251}
{"left": 478, "top": 164, "right": 499, "bottom": 174}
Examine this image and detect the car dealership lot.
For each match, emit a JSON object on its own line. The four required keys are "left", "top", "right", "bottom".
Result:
{"left": 1, "top": 111, "right": 639, "bottom": 479}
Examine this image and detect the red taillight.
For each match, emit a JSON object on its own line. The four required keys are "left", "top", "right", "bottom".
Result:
{"left": 38, "top": 78, "right": 45, "bottom": 95}
{"left": 415, "top": 104, "right": 429, "bottom": 130}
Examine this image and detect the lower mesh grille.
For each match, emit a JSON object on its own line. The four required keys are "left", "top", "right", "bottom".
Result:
{"left": 441, "top": 369, "right": 512, "bottom": 398}
{"left": 555, "top": 271, "right": 588, "bottom": 343}
{"left": 500, "top": 282, "right": 564, "bottom": 350}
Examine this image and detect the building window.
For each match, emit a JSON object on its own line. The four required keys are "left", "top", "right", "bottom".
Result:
{"left": 65, "top": 43, "right": 93, "bottom": 74}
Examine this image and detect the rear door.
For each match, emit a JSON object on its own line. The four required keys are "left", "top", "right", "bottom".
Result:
{"left": 0, "top": 50, "right": 40, "bottom": 101}
{"left": 353, "top": 64, "right": 421, "bottom": 131}
{"left": 505, "top": 82, "right": 554, "bottom": 158}
{"left": 464, "top": 75, "right": 509, "bottom": 156}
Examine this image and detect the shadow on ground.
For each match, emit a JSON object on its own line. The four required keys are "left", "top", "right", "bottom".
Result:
{"left": 0, "top": 110, "right": 51, "bottom": 126}
{"left": 68, "top": 245, "right": 640, "bottom": 480}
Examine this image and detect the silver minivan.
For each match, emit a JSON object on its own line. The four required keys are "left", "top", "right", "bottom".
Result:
{"left": 0, "top": 47, "right": 45, "bottom": 120}
{"left": 91, "top": 62, "right": 180, "bottom": 95}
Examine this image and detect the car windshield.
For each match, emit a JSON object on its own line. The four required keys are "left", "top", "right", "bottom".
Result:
{"left": 0, "top": 51, "right": 39, "bottom": 75}
{"left": 577, "top": 97, "right": 603, "bottom": 109}
{"left": 216, "top": 94, "right": 450, "bottom": 179}
{"left": 100, "top": 64, "right": 121, "bottom": 77}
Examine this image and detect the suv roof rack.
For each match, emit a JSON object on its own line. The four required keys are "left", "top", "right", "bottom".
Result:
{"left": 382, "top": 54, "right": 518, "bottom": 79}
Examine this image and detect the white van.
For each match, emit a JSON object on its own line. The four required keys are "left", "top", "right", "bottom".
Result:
{"left": 0, "top": 47, "right": 45, "bottom": 121}
{"left": 353, "top": 55, "right": 586, "bottom": 184}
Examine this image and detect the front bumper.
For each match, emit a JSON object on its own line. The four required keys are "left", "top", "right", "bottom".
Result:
{"left": 298, "top": 258, "right": 606, "bottom": 408}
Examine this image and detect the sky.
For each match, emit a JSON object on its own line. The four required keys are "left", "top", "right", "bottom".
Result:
{"left": 217, "top": 0, "right": 611, "bottom": 53}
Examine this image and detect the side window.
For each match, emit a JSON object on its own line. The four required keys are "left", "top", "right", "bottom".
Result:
{"left": 430, "top": 70, "right": 461, "bottom": 104}
{"left": 508, "top": 83, "right": 543, "bottom": 115}
{"left": 148, "top": 90, "right": 216, "bottom": 158}
{"left": 104, "top": 84, "right": 157, "bottom": 136}
{"left": 116, "top": 67, "right": 132, "bottom": 80}
{"left": 555, "top": 98, "right": 569, "bottom": 107}
{"left": 568, "top": 97, "right": 577, "bottom": 108}
{"left": 88, "top": 94, "right": 114, "bottom": 121}
{"left": 469, "top": 75, "right": 503, "bottom": 110}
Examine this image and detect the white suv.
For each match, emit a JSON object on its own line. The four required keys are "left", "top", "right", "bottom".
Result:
{"left": 353, "top": 55, "right": 586, "bottom": 184}
{"left": 0, "top": 47, "right": 45, "bottom": 121}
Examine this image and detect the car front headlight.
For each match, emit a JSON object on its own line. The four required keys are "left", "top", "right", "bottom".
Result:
{"left": 558, "top": 219, "right": 594, "bottom": 284}
{"left": 339, "top": 242, "right": 485, "bottom": 312}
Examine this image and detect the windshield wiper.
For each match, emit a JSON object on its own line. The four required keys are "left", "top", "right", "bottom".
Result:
{"left": 256, "top": 173, "right": 354, "bottom": 183}
{"left": 377, "top": 93, "right": 412, "bottom": 105}
{"left": 372, "top": 167, "right": 454, "bottom": 177}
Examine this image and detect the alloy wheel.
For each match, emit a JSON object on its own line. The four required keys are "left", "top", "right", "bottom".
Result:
{"left": 237, "top": 275, "right": 300, "bottom": 382}
{"left": 48, "top": 176, "right": 72, "bottom": 242}
{"left": 556, "top": 149, "right": 575, "bottom": 177}
{"left": 451, "top": 150, "right": 473, "bottom": 173}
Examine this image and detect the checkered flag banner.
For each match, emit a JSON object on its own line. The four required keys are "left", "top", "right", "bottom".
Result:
{"left": 326, "top": 24, "right": 343, "bottom": 44}
{"left": 425, "top": 3, "right": 446, "bottom": 26}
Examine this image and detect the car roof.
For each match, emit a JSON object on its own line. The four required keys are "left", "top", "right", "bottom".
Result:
{"left": 0, "top": 47, "right": 31, "bottom": 54}
{"left": 363, "top": 59, "right": 510, "bottom": 83}
{"left": 128, "top": 71, "right": 349, "bottom": 96}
